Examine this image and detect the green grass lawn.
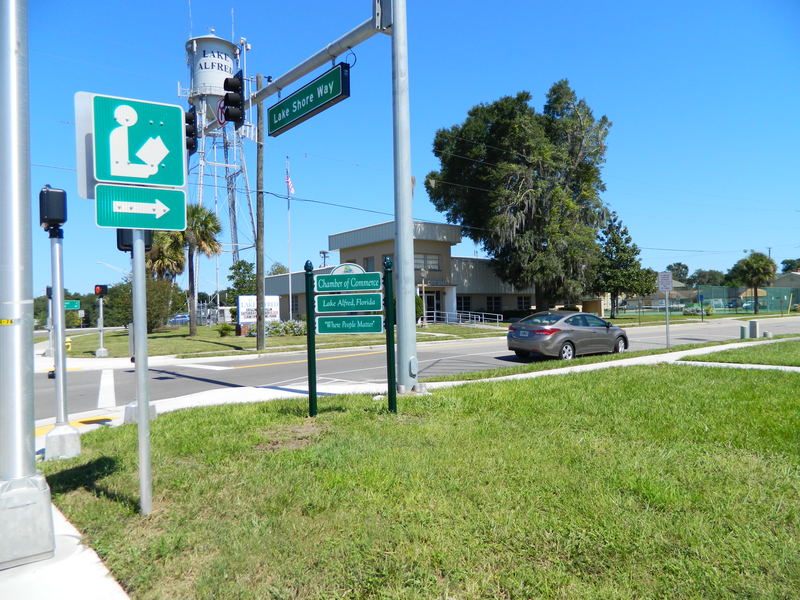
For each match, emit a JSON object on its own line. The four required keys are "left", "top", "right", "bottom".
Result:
{"left": 41, "top": 365, "right": 800, "bottom": 599}
{"left": 682, "top": 338, "right": 800, "bottom": 367}
{"left": 65, "top": 324, "right": 502, "bottom": 359}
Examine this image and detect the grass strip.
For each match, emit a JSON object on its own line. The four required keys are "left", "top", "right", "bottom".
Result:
{"left": 681, "top": 338, "right": 800, "bottom": 367}
{"left": 42, "top": 365, "right": 800, "bottom": 599}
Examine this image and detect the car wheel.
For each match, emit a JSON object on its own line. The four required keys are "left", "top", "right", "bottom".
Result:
{"left": 514, "top": 350, "right": 530, "bottom": 361}
{"left": 558, "top": 342, "right": 575, "bottom": 360}
{"left": 613, "top": 337, "right": 626, "bottom": 353}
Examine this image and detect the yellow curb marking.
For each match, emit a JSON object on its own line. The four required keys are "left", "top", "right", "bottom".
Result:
{"left": 35, "top": 416, "right": 116, "bottom": 438}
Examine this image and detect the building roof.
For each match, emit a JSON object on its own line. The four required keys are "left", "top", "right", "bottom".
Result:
{"left": 328, "top": 221, "right": 461, "bottom": 251}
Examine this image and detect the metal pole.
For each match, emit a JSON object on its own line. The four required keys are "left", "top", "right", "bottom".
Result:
{"left": 256, "top": 73, "right": 265, "bottom": 350}
{"left": 132, "top": 230, "right": 152, "bottom": 514}
{"left": 304, "top": 261, "right": 317, "bottom": 417}
{"left": 665, "top": 290, "right": 671, "bottom": 348}
{"left": 286, "top": 157, "right": 293, "bottom": 320}
{"left": 96, "top": 295, "right": 108, "bottom": 356}
{"left": 383, "top": 257, "right": 397, "bottom": 413}
{"left": 0, "top": 0, "right": 55, "bottom": 569}
{"left": 391, "top": 0, "right": 418, "bottom": 391}
{"left": 45, "top": 293, "right": 53, "bottom": 357}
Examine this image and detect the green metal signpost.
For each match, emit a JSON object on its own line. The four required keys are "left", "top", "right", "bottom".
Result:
{"left": 304, "top": 260, "right": 397, "bottom": 415}
{"left": 267, "top": 63, "right": 350, "bottom": 137}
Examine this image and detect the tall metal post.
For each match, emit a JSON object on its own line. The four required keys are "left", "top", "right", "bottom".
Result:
{"left": 383, "top": 257, "right": 397, "bottom": 413}
{"left": 96, "top": 295, "right": 108, "bottom": 357}
{"left": 44, "top": 226, "right": 80, "bottom": 460}
{"left": 390, "top": 0, "right": 418, "bottom": 391}
{"left": 304, "top": 261, "right": 318, "bottom": 417}
{"left": 132, "top": 230, "right": 152, "bottom": 514}
{"left": 255, "top": 73, "right": 265, "bottom": 350}
{"left": 0, "top": 0, "right": 55, "bottom": 570}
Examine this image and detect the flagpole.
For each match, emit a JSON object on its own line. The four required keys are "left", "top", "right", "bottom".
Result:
{"left": 286, "top": 156, "right": 292, "bottom": 320}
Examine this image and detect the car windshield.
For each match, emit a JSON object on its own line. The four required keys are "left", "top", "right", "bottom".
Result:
{"left": 519, "top": 313, "right": 563, "bottom": 326}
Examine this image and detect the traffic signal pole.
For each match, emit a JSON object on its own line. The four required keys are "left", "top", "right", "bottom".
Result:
{"left": 0, "top": 0, "right": 56, "bottom": 570}
{"left": 96, "top": 295, "right": 108, "bottom": 357}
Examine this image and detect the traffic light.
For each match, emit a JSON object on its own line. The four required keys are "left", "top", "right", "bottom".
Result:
{"left": 185, "top": 106, "right": 198, "bottom": 156}
{"left": 94, "top": 284, "right": 108, "bottom": 298}
{"left": 116, "top": 229, "right": 152, "bottom": 252}
{"left": 222, "top": 70, "right": 245, "bottom": 129}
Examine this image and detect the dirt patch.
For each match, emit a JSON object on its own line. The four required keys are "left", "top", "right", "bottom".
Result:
{"left": 256, "top": 422, "right": 322, "bottom": 452}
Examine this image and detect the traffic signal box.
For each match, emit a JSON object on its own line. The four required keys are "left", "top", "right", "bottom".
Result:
{"left": 222, "top": 71, "right": 245, "bottom": 129}
{"left": 94, "top": 285, "right": 108, "bottom": 297}
{"left": 185, "top": 106, "right": 198, "bottom": 156}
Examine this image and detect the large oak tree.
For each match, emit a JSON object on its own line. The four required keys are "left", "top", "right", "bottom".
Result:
{"left": 425, "top": 81, "right": 610, "bottom": 309}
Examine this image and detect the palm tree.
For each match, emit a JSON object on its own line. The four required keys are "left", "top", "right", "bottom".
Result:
{"left": 146, "top": 231, "right": 185, "bottom": 281}
{"left": 184, "top": 204, "right": 222, "bottom": 335}
{"left": 727, "top": 252, "right": 776, "bottom": 314}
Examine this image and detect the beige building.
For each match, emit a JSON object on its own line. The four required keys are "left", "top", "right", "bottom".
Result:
{"left": 265, "top": 221, "right": 537, "bottom": 321}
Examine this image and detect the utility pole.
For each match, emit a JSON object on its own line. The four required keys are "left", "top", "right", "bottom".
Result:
{"left": 0, "top": 0, "right": 56, "bottom": 569}
{"left": 256, "top": 73, "right": 265, "bottom": 350}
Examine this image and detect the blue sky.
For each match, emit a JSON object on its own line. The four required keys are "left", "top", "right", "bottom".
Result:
{"left": 28, "top": 0, "right": 800, "bottom": 298}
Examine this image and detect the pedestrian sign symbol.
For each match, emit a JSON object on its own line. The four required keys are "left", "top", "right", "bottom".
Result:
{"left": 92, "top": 95, "right": 186, "bottom": 188}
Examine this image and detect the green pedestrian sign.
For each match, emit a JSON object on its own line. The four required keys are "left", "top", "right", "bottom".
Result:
{"left": 315, "top": 293, "right": 383, "bottom": 313}
{"left": 316, "top": 315, "right": 384, "bottom": 335}
{"left": 95, "top": 184, "right": 187, "bottom": 231}
{"left": 92, "top": 95, "right": 186, "bottom": 188}
{"left": 268, "top": 63, "right": 350, "bottom": 136}
{"left": 63, "top": 300, "right": 80, "bottom": 310}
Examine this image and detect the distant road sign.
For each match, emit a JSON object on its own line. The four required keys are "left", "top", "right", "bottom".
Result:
{"left": 316, "top": 293, "right": 383, "bottom": 314}
{"left": 268, "top": 63, "right": 350, "bottom": 136}
{"left": 95, "top": 184, "right": 186, "bottom": 231}
{"left": 316, "top": 315, "right": 384, "bottom": 335}
{"left": 658, "top": 271, "right": 673, "bottom": 292}
{"left": 64, "top": 300, "right": 80, "bottom": 310}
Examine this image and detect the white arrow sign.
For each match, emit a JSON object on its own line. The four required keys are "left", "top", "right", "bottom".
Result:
{"left": 112, "top": 198, "right": 170, "bottom": 219}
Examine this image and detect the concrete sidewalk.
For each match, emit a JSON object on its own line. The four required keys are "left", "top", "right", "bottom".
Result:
{"left": 5, "top": 335, "right": 799, "bottom": 599}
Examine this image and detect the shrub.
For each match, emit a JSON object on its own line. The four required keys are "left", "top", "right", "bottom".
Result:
{"left": 415, "top": 295, "right": 424, "bottom": 320}
{"left": 217, "top": 323, "right": 235, "bottom": 337}
{"left": 704, "top": 304, "right": 715, "bottom": 316}
{"left": 682, "top": 306, "right": 703, "bottom": 316}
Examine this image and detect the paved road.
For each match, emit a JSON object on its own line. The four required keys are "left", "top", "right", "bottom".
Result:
{"left": 34, "top": 317, "right": 800, "bottom": 421}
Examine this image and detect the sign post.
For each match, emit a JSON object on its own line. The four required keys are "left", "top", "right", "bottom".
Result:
{"left": 304, "top": 262, "right": 318, "bottom": 417}
{"left": 658, "top": 271, "right": 673, "bottom": 348}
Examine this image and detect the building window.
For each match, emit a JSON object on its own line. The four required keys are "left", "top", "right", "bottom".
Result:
{"left": 517, "top": 296, "right": 531, "bottom": 311}
{"left": 290, "top": 295, "right": 299, "bottom": 318}
{"left": 486, "top": 296, "right": 502, "bottom": 313}
{"left": 364, "top": 256, "right": 375, "bottom": 272}
{"left": 456, "top": 295, "right": 471, "bottom": 312}
{"left": 414, "top": 253, "right": 441, "bottom": 271}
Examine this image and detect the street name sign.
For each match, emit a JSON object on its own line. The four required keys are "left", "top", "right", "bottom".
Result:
{"left": 316, "top": 315, "right": 384, "bottom": 335}
{"left": 268, "top": 63, "right": 350, "bottom": 136}
{"left": 95, "top": 184, "right": 187, "bottom": 231}
{"left": 92, "top": 95, "right": 186, "bottom": 188}
{"left": 64, "top": 300, "right": 80, "bottom": 310}
{"left": 314, "top": 272, "right": 382, "bottom": 293}
{"left": 315, "top": 293, "right": 383, "bottom": 314}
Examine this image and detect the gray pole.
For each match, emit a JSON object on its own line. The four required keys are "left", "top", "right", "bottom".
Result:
{"left": 256, "top": 73, "right": 265, "bottom": 350}
{"left": 96, "top": 296, "right": 108, "bottom": 356}
{"left": 0, "top": 0, "right": 55, "bottom": 570}
{"left": 44, "top": 228, "right": 80, "bottom": 460}
{"left": 132, "top": 230, "right": 152, "bottom": 514}
{"left": 390, "top": 0, "right": 418, "bottom": 391}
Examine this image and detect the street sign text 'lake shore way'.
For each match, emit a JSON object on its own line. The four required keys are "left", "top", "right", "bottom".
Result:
{"left": 267, "top": 63, "right": 350, "bottom": 137}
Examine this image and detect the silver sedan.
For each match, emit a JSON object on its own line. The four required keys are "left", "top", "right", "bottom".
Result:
{"left": 507, "top": 311, "right": 628, "bottom": 360}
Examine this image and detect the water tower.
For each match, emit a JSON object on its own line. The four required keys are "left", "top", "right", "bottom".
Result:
{"left": 183, "top": 32, "right": 255, "bottom": 271}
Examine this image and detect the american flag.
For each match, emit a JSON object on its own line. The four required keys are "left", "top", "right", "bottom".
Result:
{"left": 285, "top": 169, "right": 295, "bottom": 195}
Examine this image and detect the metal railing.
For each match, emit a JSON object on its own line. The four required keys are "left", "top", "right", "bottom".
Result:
{"left": 421, "top": 310, "right": 504, "bottom": 325}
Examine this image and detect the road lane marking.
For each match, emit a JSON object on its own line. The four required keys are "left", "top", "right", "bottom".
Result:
{"left": 97, "top": 369, "right": 116, "bottom": 409}
{"left": 231, "top": 350, "right": 386, "bottom": 370}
